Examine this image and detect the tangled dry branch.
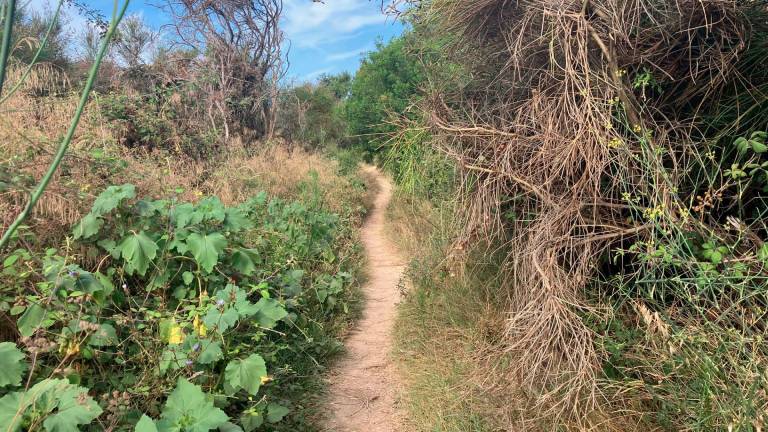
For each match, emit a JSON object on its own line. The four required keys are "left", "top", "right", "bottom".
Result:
{"left": 419, "top": 0, "right": 766, "bottom": 426}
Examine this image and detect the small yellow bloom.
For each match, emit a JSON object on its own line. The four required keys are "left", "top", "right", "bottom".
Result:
{"left": 65, "top": 340, "right": 80, "bottom": 356}
{"left": 260, "top": 375, "right": 272, "bottom": 385}
{"left": 168, "top": 321, "right": 184, "bottom": 344}
{"left": 607, "top": 137, "right": 624, "bottom": 149}
{"left": 193, "top": 315, "right": 207, "bottom": 337}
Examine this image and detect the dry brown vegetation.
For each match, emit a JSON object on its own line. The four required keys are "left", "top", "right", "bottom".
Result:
{"left": 1, "top": 67, "right": 365, "bottom": 247}
{"left": 404, "top": 0, "right": 768, "bottom": 429}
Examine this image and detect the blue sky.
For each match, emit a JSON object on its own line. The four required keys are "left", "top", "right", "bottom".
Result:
{"left": 23, "top": 0, "right": 404, "bottom": 82}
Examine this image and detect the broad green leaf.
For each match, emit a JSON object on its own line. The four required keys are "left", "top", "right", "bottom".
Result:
{"left": 91, "top": 184, "right": 136, "bottom": 216}
{"left": 42, "top": 382, "right": 103, "bottom": 431}
{"left": 72, "top": 213, "right": 103, "bottom": 240}
{"left": 0, "top": 391, "right": 25, "bottom": 431}
{"left": 253, "top": 298, "right": 287, "bottom": 329}
{"left": 0, "top": 343, "right": 26, "bottom": 388}
{"left": 119, "top": 232, "right": 158, "bottom": 276}
{"left": 18, "top": 303, "right": 47, "bottom": 337}
{"left": 186, "top": 233, "right": 227, "bottom": 273}
{"left": 197, "top": 341, "right": 223, "bottom": 365}
{"left": 230, "top": 249, "right": 257, "bottom": 276}
{"left": 156, "top": 378, "right": 228, "bottom": 432}
{"left": 171, "top": 203, "right": 200, "bottom": 229}
{"left": 0, "top": 379, "right": 100, "bottom": 432}
{"left": 223, "top": 208, "right": 252, "bottom": 232}
{"left": 240, "top": 412, "right": 263, "bottom": 432}
{"left": 195, "top": 197, "right": 226, "bottom": 223}
{"left": 203, "top": 307, "right": 239, "bottom": 333}
{"left": 88, "top": 323, "right": 118, "bottom": 347}
{"left": 266, "top": 403, "right": 289, "bottom": 423}
{"left": 224, "top": 354, "right": 267, "bottom": 396}
{"left": 135, "top": 415, "right": 158, "bottom": 432}
{"left": 752, "top": 140, "right": 768, "bottom": 154}
{"left": 218, "top": 422, "right": 243, "bottom": 432}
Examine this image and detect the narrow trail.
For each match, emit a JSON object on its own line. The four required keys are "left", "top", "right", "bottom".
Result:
{"left": 323, "top": 166, "right": 405, "bottom": 431}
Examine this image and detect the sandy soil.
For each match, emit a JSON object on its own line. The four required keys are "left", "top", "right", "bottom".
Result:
{"left": 323, "top": 166, "right": 405, "bottom": 432}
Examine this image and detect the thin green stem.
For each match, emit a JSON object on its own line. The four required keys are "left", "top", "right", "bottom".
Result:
{"left": 0, "top": 0, "right": 17, "bottom": 95}
{"left": 0, "top": 0, "right": 64, "bottom": 104}
{"left": 0, "top": 0, "right": 131, "bottom": 251}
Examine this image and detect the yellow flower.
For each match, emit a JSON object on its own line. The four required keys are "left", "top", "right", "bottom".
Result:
{"left": 260, "top": 375, "right": 272, "bottom": 385}
{"left": 65, "top": 340, "right": 80, "bottom": 356}
{"left": 168, "top": 321, "right": 184, "bottom": 344}
{"left": 607, "top": 137, "right": 624, "bottom": 149}
{"left": 193, "top": 315, "right": 207, "bottom": 337}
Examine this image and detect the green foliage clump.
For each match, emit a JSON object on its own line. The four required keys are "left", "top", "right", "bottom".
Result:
{"left": 0, "top": 180, "right": 363, "bottom": 431}
{"left": 345, "top": 37, "right": 425, "bottom": 159}
{"left": 277, "top": 73, "right": 351, "bottom": 149}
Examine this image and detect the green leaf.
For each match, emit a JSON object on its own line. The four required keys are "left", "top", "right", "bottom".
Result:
{"left": 0, "top": 379, "right": 101, "bottom": 432}
{"left": 197, "top": 341, "right": 223, "bottom": 365}
{"left": 172, "top": 203, "right": 199, "bottom": 229}
{"left": 224, "top": 354, "right": 267, "bottom": 396}
{"left": 72, "top": 213, "right": 103, "bottom": 240}
{"left": 266, "top": 403, "right": 289, "bottom": 423}
{"left": 253, "top": 298, "right": 287, "bottom": 329}
{"left": 203, "top": 307, "right": 240, "bottom": 333}
{"left": 119, "top": 232, "right": 158, "bottom": 276}
{"left": 186, "top": 233, "right": 227, "bottom": 273}
{"left": 231, "top": 249, "right": 257, "bottom": 276}
{"left": 91, "top": 184, "right": 136, "bottom": 216}
{"left": 0, "top": 343, "right": 27, "bottom": 388}
{"left": 18, "top": 303, "right": 47, "bottom": 337}
{"left": 240, "top": 412, "right": 263, "bottom": 431}
{"left": 159, "top": 348, "right": 189, "bottom": 374}
{"left": 752, "top": 140, "right": 768, "bottom": 154}
{"left": 223, "top": 208, "right": 252, "bottom": 232}
{"left": 709, "top": 250, "right": 723, "bottom": 264}
{"left": 758, "top": 244, "right": 768, "bottom": 262}
{"left": 195, "top": 197, "right": 226, "bottom": 223}
{"left": 182, "top": 271, "right": 195, "bottom": 285}
{"left": 218, "top": 422, "right": 243, "bottom": 432}
{"left": 135, "top": 415, "right": 158, "bottom": 432}
{"left": 156, "top": 378, "right": 228, "bottom": 432}
{"left": 88, "top": 323, "right": 118, "bottom": 347}
{"left": 0, "top": 391, "right": 26, "bottom": 431}
{"left": 735, "top": 137, "right": 750, "bottom": 153}
{"left": 43, "top": 382, "right": 103, "bottom": 431}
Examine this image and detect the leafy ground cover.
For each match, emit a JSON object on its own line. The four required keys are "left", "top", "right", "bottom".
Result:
{"left": 0, "top": 154, "right": 370, "bottom": 431}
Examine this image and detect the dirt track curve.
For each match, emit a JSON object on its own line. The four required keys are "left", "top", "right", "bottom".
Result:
{"left": 323, "top": 166, "right": 404, "bottom": 431}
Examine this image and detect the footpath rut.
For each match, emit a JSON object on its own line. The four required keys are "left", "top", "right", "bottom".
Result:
{"left": 323, "top": 166, "right": 404, "bottom": 431}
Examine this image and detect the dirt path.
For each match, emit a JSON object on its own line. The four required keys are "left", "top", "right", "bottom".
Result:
{"left": 323, "top": 166, "right": 404, "bottom": 431}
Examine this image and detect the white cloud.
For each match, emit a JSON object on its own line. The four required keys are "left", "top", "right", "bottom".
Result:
{"left": 282, "top": 0, "right": 390, "bottom": 49}
{"left": 302, "top": 66, "right": 333, "bottom": 81}
{"left": 326, "top": 43, "right": 374, "bottom": 61}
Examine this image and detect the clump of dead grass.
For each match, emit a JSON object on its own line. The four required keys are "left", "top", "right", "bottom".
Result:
{"left": 412, "top": 0, "right": 768, "bottom": 428}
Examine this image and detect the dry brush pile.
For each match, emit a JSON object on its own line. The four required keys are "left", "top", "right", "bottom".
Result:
{"left": 413, "top": 0, "right": 768, "bottom": 429}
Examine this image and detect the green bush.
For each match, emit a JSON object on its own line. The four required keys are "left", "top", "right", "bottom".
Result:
{"left": 0, "top": 181, "right": 363, "bottom": 431}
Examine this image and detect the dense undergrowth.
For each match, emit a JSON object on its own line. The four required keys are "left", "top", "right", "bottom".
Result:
{"left": 1, "top": 62, "right": 372, "bottom": 432}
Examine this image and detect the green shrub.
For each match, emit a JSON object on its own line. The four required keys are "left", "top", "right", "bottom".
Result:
{"left": 0, "top": 181, "right": 362, "bottom": 431}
